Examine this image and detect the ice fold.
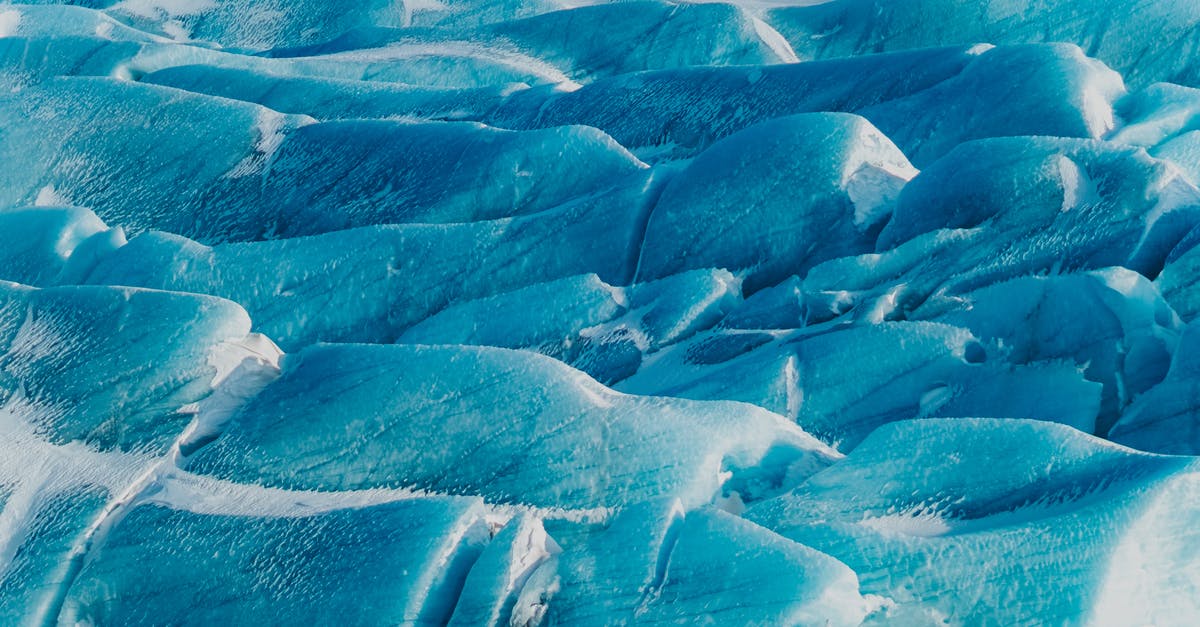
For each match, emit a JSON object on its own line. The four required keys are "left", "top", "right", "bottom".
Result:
{"left": 59, "top": 497, "right": 491, "bottom": 625}
{"left": 486, "top": 43, "right": 1123, "bottom": 166}
{"left": 747, "top": 418, "right": 1200, "bottom": 624}
{"left": 635, "top": 112, "right": 914, "bottom": 291}
{"left": 186, "top": 343, "right": 837, "bottom": 510}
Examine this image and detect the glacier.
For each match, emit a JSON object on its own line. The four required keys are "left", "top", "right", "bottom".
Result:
{"left": 4, "top": 0, "right": 1200, "bottom": 625}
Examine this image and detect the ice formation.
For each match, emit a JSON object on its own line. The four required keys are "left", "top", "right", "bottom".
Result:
{"left": 3, "top": 0, "right": 1200, "bottom": 625}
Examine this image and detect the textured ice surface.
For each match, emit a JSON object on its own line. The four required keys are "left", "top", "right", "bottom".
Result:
{"left": 764, "top": 0, "right": 1200, "bottom": 87}
{"left": 618, "top": 320, "right": 1104, "bottom": 450}
{"left": 0, "top": 281, "right": 252, "bottom": 450}
{"left": 6, "top": 1, "right": 1200, "bottom": 624}
{"left": 276, "top": 1, "right": 798, "bottom": 80}
{"left": 75, "top": 183, "right": 652, "bottom": 348}
{"left": 636, "top": 113, "right": 914, "bottom": 291}
{"left": 61, "top": 498, "right": 492, "bottom": 625}
{"left": 747, "top": 419, "right": 1200, "bottom": 625}
{"left": 485, "top": 43, "right": 1124, "bottom": 165}
{"left": 186, "top": 343, "right": 835, "bottom": 510}
{"left": 16, "top": 0, "right": 407, "bottom": 49}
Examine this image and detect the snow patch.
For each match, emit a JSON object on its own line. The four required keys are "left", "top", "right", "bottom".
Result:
{"left": 225, "top": 109, "right": 294, "bottom": 178}
{"left": 110, "top": 0, "right": 217, "bottom": 19}
{"left": 0, "top": 9, "right": 21, "bottom": 37}
{"left": 749, "top": 15, "right": 799, "bottom": 63}
{"left": 34, "top": 185, "right": 69, "bottom": 207}
{"left": 1056, "top": 155, "right": 1100, "bottom": 212}
{"left": 858, "top": 508, "right": 953, "bottom": 538}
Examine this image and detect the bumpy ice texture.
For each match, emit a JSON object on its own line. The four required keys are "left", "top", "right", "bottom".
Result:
{"left": 3, "top": 0, "right": 1200, "bottom": 625}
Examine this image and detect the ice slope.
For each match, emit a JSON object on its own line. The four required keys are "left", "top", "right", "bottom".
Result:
{"left": 73, "top": 182, "right": 652, "bottom": 348}
{"left": 404, "top": 0, "right": 623, "bottom": 29}
{"left": 0, "top": 4, "right": 163, "bottom": 42}
{"left": 0, "top": 3, "right": 789, "bottom": 87}
{"left": 274, "top": 2, "right": 797, "bottom": 80}
{"left": 0, "top": 34, "right": 572, "bottom": 88}
{"left": 261, "top": 120, "right": 645, "bottom": 230}
{"left": 0, "top": 77, "right": 308, "bottom": 242}
{"left": 60, "top": 498, "right": 494, "bottom": 625}
{"left": 0, "top": 78, "right": 643, "bottom": 242}
{"left": 764, "top": 0, "right": 1200, "bottom": 87}
{"left": 802, "top": 137, "right": 1200, "bottom": 323}
{"left": 0, "top": 207, "right": 117, "bottom": 287}
{"left": 399, "top": 270, "right": 741, "bottom": 383}
{"left": 185, "top": 343, "right": 836, "bottom": 510}
{"left": 635, "top": 113, "right": 914, "bottom": 291}
{"left": 59, "top": 495, "right": 872, "bottom": 626}
{"left": 485, "top": 43, "right": 1124, "bottom": 165}
{"left": 536, "top": 500, "right": 873, "bottom": 625}
{"left": 14, "top": 0, "right": 408, "bottom": 49}
{"left": 0, "top": 275, "right": 853, "bottom": 625}
{"left": 617, "top": 321, "right": 1102, "bottom": 450}
{"left": 0, "top": 281, "right": 251, "bottom": 450}
{"left": 0, "top": 281, "right": 265, "bottom": 624}
{"left": 1157, "top": 225, "right": 1200, "bottom": 322}
{"left": 1110, "top": 322, "right": 1200, "bottom": 454}
{"left": 141, "top": 65, "right": 516, "bottom": 120}
{"left": 931, "top": 269, "right": 1182, "bottom": 433}
{"left": 747, "top": 419, "right": 1200, "bottom": 625}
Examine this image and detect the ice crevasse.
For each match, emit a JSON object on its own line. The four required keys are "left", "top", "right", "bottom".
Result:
{"left": 5, "top": 0, "right": 1200, "bottom": 625}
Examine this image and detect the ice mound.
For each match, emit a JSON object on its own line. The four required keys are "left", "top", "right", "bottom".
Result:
{"left": 0, "top": 78, "right": 643, "bottom": 242}
{"left": 0, "top": 281, "right": 252, "bottom": 450}
{"left": 6, "top": 0, "right": 1200, "bottom": 624}
{"left": 539, "top": 500, "right": 873, "bottom": 625}
{"left": 61, "top": 497, "right": 493, "bottom": 625}
{"left": 186, "top": 343, "right": 835, "bottom": 510}
{"left": 141, "top": 65, "right": 516, "bottom": 119}
{"left": 276, "top": 2, "right": 797, "bottom": 80}
{"left": 747, "top": 418, "right": 1200, "bottom": 624}
{"left": 0, "top": 77, "right": 310, "bottom": 242}
{"left": 16, "top": 0, "right": 407, "bottom": 49}
{"left": 73, "top": 186, "right": 652, "bottom": 348}
{"left": 765, "top": 0, "right": 1200, "bottom": 87}
{"left": 261, "top": 120, "right": 645, "bottom": 231}
{"left": 485, "top": 43, "right": 1124, "bottom": 165}
{"left": 635, "top": 113, "right": 914, "bottom": 290}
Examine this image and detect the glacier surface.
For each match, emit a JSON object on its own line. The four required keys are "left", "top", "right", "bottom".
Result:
{"left": 3, "top": 0, "right": 1200, "bottom": 625}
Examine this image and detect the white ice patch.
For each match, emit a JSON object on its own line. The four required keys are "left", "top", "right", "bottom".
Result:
{"left": 144, "top": 467, "right": 610, "bottom": 524}
{"left": 95, "top": 20, "right": 115, "bottom": 40}
{"left": 225, "top": 109, "right": 295, "bottom": 178}
{"left": 749, "top": 15, "right": 799, "bottom": 63}
{"left": 322, "top": 41, "right": 579, "bottom": 90}
{"left": 503, "top": 517, "right": 560, "bottom": 610}
{"left": 0, "top": 9, "right": 21, "bottom": 37}
{"left": 1078, "top": 56, "right": 1127, "bottom": 137}
{"left": 570, "top": 369, "right": 618, "bottom": 409}
{"left": 160, "top": 19, "right": 191, "bottom": 41}
{"left": 846, "top": 162, "right": 916, "bottom": 227}
{"left": 174, "top": 333, "right": 283, "bottom": 460}
{"left": 863, "top": 283, "right": 909, "bottom": 324}
{"left": 1056, "top": 155, "right": 1100, "bottom": 212}
{"left": 208, "top": 332, "right": 282, "bottom": 389}
{"left": 110, "top": 0, "right": 216, "bottom": 19}
{"left": 858, "top": 507, "right": 953, "bottom": 538}
{"left": 844, "top": 127, "right": 919, "bottom": 228}
{"left": 33, "top": 185, "right": 69, "bottom": 207}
